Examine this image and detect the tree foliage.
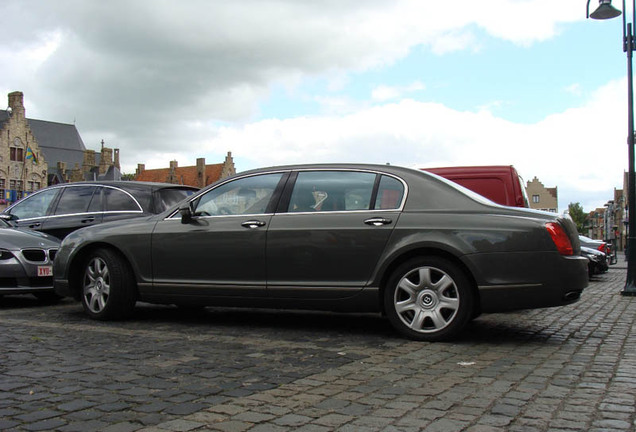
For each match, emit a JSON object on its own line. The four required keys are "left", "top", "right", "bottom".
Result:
{"left": 568, "top": 202, "right": 586, "bottom": 233}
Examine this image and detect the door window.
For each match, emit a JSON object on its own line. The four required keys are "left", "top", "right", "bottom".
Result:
{"left": 374, "top": 175, "right": 405, "bottom": 210}
{"left": 288, "top": 171, "right": 377, "bottom": 212}
{"left": 54, "top": 186, "right": 98, "bottom": 215}
{"left": 193, "top": 173, "right": 283, "bottom": 216}
{"left": 8, "top": 188, "right": 59, "bottom": 219}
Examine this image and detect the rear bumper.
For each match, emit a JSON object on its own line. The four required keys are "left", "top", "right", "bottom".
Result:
{"left": 465, "top": 252, "right": 589, "bottom": 313}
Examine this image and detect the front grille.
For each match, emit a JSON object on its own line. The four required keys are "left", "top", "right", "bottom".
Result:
{"left": 49, "top": 249, "right": 58, "bottom": 261}
{"left": 22, "top": 249, "right": 46, "bottom": 262}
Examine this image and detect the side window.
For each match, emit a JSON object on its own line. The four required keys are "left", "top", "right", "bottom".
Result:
{"left": 289, "top": 171, "right": 377, "bottom": 212}
{"left": 104, "top": 188, "right": 141, "bottom": 212}
{"left": 374, "top": 175, "right": 405, "bottom": 210}
{"left": 193, "top": 173, "right": 283, "bottom": 216}
{"left": 156, "top": 188, "right": 197, "bottom": 212}
{"left": 54, "top": 186, "right": 98, "bottom": 215}
{"left": 8, "top": 188, "right": 59, "bottom": 219}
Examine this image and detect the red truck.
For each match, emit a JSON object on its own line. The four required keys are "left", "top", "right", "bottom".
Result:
{"left": 422, "top": 165, "right": 529, "bottom": 208}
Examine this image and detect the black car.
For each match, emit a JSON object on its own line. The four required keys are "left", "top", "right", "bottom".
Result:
{"left": 3, "top": 181, "right": 198, "bottom": 239}
{"left": 53, "top": 164, "right": 588, "bottom": 341}
{"left": 581, "top": 246, "right": 609, "bottom": 278}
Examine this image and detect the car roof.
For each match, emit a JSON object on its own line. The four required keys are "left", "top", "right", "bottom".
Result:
{"left": 53, "top": 181, "right": 198, "bottom": 189}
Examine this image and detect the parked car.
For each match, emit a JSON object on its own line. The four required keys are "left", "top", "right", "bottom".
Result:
{"left": 0, "top": 214, "right": 60, "bottom": 302}
{"left": 53, "top": 164, "right": 588, "bottom": 341}
{"left": 581, "top": 246, "right": 609, "bottom": 278}
{"left": 421, "top": 165, "right": 529, "bottom": 207}
{"left": 3, "top": 181, "right": 198, "bottom": 239}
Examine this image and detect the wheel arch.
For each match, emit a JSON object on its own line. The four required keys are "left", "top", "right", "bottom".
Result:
{"left": 67, "top": 242, "right": 139, "bottom": 301}
{"left": 377, "top": 247, "right": 481, "bottom": 316}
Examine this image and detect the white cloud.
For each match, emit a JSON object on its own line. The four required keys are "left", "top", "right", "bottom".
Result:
{"left": 371, "top": 81, "right": 425, "bottom": 102}
{"left": 146, "top": 78, "right": 621, "bottom": 213}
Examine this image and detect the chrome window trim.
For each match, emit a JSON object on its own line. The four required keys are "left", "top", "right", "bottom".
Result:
{"left": 287, "top": 167, "right": 408, "bottom": 212}
{"left": 8, "top": 184, "right": 144, "bottom": 222}
{"left": 164, "top": 167, "right": 408, "bottom": 220}
{"left": 99, "top": 185, "right": 144, "bottom": 213}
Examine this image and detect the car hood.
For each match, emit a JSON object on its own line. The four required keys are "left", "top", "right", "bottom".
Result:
{"left": 0, "top": 227, "right": 61, "bottom": 250}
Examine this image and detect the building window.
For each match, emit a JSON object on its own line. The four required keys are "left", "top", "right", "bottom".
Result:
{"left": 532, "top": 195, "right": 540, "bottom": 203}
{"left": 10, "top": 147, "right": 24, "bottom": 162}
{"left": 9, "top": 180, "right": 16, "bottom": 190}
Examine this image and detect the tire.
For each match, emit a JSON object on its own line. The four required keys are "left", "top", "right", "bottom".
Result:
{"left": 384, "top": 257, "right": 474, "bottom": 341}
{"left": 81, "top": 248, "right": 137, "bottom": 320}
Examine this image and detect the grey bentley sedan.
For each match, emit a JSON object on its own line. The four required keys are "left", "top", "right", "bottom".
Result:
{"left": 54, "top": 164, "right": 588, "bottom": 341}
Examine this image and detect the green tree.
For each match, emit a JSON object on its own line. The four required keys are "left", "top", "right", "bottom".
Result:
{"left": 568, "top": 202, "right": 586, "bottom": 234}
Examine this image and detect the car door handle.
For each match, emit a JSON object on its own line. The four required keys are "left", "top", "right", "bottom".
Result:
{"left": 81, "top": 217, "right": 95, "bottom": 224}
{"left": 364, "top": 217, "right": 393, "bottom": 226}
{"left": 28, "top": 222, "right": 41, "bottom": 228}
{"left": 241, "top": 220, "right": 266, "bottom": 229}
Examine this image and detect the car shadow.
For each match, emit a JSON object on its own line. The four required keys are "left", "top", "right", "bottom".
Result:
{"left": 0, "top": 294, "right": 70, "bottom": 309}
{"left": 60, "top": 302, "right": 570, "bottom": 347}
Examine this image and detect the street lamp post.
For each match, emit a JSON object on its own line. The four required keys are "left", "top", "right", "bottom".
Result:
{"left": 587, "top": 0, "right": 636, "bottom": 295}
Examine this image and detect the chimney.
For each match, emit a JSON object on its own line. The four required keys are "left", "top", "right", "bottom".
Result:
{"left": 100, "top": 147, "right": 113, "bottom": 175}
{"left": 136, "top": 164, "right": 145, "bottom": 176}
{"left": 196, "top": 158, "right": 205, "bottom": 188}
{"left": 8, "top": 91, "right": 25, "bottom": 120}
{"left": 167, "top": 160, "right": 178, "bottom": 184}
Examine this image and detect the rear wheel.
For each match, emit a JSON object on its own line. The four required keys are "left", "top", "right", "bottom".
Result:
{"left": 384, "top": 257, "right": 473, "bottom": 341}
{"left": 81, "top": 248, "right": 137, "bottom": 320}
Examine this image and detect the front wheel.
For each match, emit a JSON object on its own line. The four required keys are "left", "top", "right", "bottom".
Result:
{"left": 384, "top": 257, "right": 474, "bottom": 341}
{"left": 81, "top": 248, "right": 137, "bottom": 320}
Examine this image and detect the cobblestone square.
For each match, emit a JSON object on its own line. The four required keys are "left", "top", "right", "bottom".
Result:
{"left": 1, "top": 262, "right": 635, "bottom": 431}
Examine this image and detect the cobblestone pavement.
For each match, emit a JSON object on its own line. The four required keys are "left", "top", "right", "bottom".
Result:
{"left": 1, "top": 263, "right": 635, "bottom": 432}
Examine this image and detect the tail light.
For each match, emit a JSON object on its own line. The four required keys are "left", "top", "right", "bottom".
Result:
{"left": 597, "top": 243, "right": 607, "bottom": 254}
{"left": 545, "top": 222, "right": 574, "bottom": 256}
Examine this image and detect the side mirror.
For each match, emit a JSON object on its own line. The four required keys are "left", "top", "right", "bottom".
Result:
{"left": 0, "top": 213, "right": 18, "bottom": 222}
{"left": 179, "top": 203, "right": 193, "bottom": 224}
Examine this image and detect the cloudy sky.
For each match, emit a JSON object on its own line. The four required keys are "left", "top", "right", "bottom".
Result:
{"left": 1, "top": 0, "right": 631, "bottom": 211}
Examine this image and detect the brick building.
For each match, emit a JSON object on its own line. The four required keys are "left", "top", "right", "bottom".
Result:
{"left": 135, "top": 152, "right": 236, "bottom": 187}
{"left": 0, "top": 92, "right": 50, "bottom": 205}
{"left": 0, "top": 91, "right": 121, "bottom": 207}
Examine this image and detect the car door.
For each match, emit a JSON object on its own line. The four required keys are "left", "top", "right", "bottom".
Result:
{"left": 150, "top": 172, "right": 287, "bottom": 298}
{"left": 39, "top": 185, "right": 102, "bottom": 239}
{"left": 266, "top": 170, "right": 405, "bottom": 299}
{"left": 6, "top": 187, "right": 60, "bottom": 232}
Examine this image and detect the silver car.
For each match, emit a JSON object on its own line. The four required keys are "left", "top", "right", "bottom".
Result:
{"left": 0, "top": 215, "right": 60, "bottom": 302}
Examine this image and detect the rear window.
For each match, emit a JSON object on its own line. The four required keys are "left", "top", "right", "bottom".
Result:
{"left": 104, "top": 188, "right": 142, "bottom": 212}
{"left": 156, "top": 188, "right": 197, "bottom": 212}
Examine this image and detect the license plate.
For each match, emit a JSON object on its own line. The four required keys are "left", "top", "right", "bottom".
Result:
{"left": 38, "top": 266, "right": 53, "bottom": 277}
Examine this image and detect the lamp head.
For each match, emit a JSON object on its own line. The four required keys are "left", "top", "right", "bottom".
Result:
{"left": 588, "top": 0, "right": 622, "bottom": 20}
